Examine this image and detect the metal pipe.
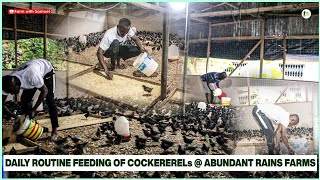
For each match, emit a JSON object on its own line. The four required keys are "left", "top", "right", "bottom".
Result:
{"left": 161, "top": 9, "right": 170, "bottom": 100}
{"left": 182, "top": 3, "right": 190, "bottom": 115}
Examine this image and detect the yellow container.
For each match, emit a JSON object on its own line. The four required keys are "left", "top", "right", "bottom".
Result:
{"left": 16, "top": 115, "right": 44, "bottom": 141}
{"left": 221, "top": 97, "right": 231, "bottom": 106}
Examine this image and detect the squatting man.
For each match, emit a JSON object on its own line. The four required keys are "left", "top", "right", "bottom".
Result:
{"left": 96, "top": 18, "right": 146, "bottom": 80}
{"left": 252, "top": 104, "right": 299, "bottom": 155}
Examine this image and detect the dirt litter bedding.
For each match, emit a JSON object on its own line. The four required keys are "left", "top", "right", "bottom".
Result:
{"left": 69, "top": 72, "right": 161, "bottom": 109}
{"left": 65, "top": 46, "right": 184, "bottom": 89}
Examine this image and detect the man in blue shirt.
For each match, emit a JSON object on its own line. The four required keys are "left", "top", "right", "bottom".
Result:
{"left": 200, "top": 72, "right": 227, "bottom": 104}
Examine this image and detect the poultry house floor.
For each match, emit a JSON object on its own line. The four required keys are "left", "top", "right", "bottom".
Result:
{"left": 69, "top": 72, "right": 162, "bottom": 109}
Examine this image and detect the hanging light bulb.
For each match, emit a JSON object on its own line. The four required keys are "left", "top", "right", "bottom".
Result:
{"left": 169, "top": 2, "right": 186, "bottom": 11}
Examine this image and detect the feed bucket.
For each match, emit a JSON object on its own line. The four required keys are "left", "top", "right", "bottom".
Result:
{"left": 15, "top": 116, "right": 44, "bottom": 141}
{"left": 133, "top": 52, "right": 158, "bottom": 77}
{"left": 221, "top": 97, "right": 231, "bottom": 106}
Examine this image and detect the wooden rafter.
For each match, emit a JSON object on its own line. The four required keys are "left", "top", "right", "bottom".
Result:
{"left": 229, "top": 40, "right": 263, "bottom": 76}
{"left": 193, "top": 3, "right": 226, "bottom": 14}
{"left": 130, "top": 2, "right": 211, "bottom": 23}
{"left": 191, "top": 3, "right": 318, "bottom": 18}
{"left": 224, "top": 2, "right": 239, "bottom": 9}
{"left": 189, "top": 35, "right": 319, "bottom": 42}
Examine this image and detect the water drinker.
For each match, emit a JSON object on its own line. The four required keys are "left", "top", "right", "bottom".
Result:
{"left": 168, "top": 45, "right": 179, "bottom": 61}
{"left": 115, "top": 116, "right": 130, "bottom": 137}
{"left": 15, "top": 115, "right": 44, "bottom": 141}
{"left": 197, "top": 102, "right": 207, "bottom": 111}
{"left": 133, "top": 52, "right": 158, "bottom": 77}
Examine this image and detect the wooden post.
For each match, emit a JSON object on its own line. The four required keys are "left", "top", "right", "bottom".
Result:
{"left": 247, "top": 77, "right": 250, "bottom": 105}
{"left": 229, "top": 39, "right": 262, "bottom": 76}
{"left": 14, "top": 14, "right": 18, "bottom": 68}
{"left": 161, "top": 11, "right": 169, "bottom": 100}
{"left": 275, "top": 86, "right": 289, "bottom": 103}
{"left": 182, "top": 3, "right": 190, "bottom": 115}
{"left": 66, "top": 16, "right": 70, "bottom": 98}
{"left": 259, "top": 17, "right": 265, "bottom": 78}
{"left": 305, "top": 86, "right": 308, "bottom": 102}
{"left": 43, "top": 14, "right": 47, "bottom": 59}
{"left": 206, "top": 23, "right": 212, "bottom": 74}
{"left": 282, "top": 34, "right": 287, "bottom": 79}
{"left": 13, "top": 14, "right": 18, "bottom": 102}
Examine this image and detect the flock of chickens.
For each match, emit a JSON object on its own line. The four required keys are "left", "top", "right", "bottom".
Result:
{"left": 57, "top": 30, "right": 184, "bottom": 54}
{"left": 3, "top": 98, "right": 237, "bottom": 178}
{"left": 3, "top": 97, "right": 317, "bottom": 178}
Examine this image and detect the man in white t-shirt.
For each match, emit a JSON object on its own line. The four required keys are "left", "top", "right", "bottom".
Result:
{"left": 2, "top": 59, "right": 59, "bottom": 141}
{"left": 96, "top": 18, "right": 146, "bottom": 80}
{"left": 252, "top": 104, "right": 299, "bottom": 155}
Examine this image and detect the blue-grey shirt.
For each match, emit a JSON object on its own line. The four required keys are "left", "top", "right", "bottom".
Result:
{"left": 200, "top": 72, "right": 220, "bottom": 83}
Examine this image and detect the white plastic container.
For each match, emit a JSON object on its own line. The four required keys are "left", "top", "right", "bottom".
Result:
{"left": 168, "top": 45, "right": 179, "bottom": 60}
{"left": 133, "top": 52, "right": 158, "bottom": 77}
{"left": 214, "top": 88, "right": 222, "bottom": 96}
{"left": 115, "top": 116, "right": 130, "bottom": 137}
{"left": 197, "top": 102, "right": 207, "bottom": 111}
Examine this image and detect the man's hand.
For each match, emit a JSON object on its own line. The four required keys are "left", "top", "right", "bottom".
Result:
{"left": 13, "top": 116, "right": 21, "bottom": 132}
{"left": 30, "top": 110, "right": 36, "bottom": 119}
{"left": 105, "top": 70, "right": 113, "bottom": 80}
{"left": 140, "top": 47, "right": 149, "bottom": 54}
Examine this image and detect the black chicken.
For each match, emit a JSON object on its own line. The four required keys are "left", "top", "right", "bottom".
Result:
{"left": 135, "top": 139, "right": 147, "bottom": 150}
{"left": 209, "top": 139, "right": 216, "bottom": 148}
{"left": 54, "top": 137, "right": 68, "bottom": 145}
{"left": 183, "top": 136, "right": 194, "bottom": 144}
{"left": 150, "top": 135, "right": 160, "bottom": 142}
{"left": 142, "top": 129, "right": 152, "bottom": 138}
{"left": 160, "top": 140, "right": 175, "bottom": 151}
{"left": 135, "top": 135, "right": 147, "bottom": 144}
{"left": 76, "top": 142, "right": 88, "bottom": 154}
{"left": 178, "top": 145, "right": 186, "bottom": 155}
{"left": 95, "top": 128, "right": 101, "bottom": 137}
{"left": 151, "top": 171, "right": 161, "bottom": 178}
{"left": 201, "top": 143, "right": 210, "bottom": 153}
{"left": 150, "top": 128, "right": 160, "bottom": 136}
{"left": 2, "top": 137, "right": 10, "bottom": 146}
{"left": 142, "top": 85, "right": 153, "bottom": 95}
{"left": 69, "top": 135, "right": 81, "bottom": 143}
{"left": 9, "top": 147, "right": 17, "bottom": 155}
